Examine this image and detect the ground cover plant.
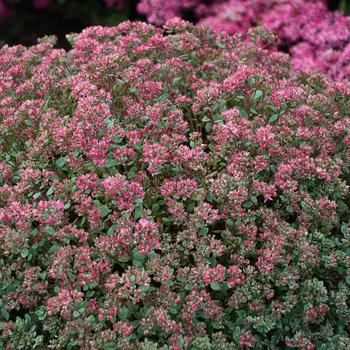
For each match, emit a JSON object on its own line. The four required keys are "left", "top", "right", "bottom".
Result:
{"left": 0, "top": 19, "right": 350, "bottom": 349}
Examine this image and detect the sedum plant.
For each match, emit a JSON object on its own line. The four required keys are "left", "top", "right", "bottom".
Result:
{"left": 0, "top": 19, "right": 350, "bottom": 349}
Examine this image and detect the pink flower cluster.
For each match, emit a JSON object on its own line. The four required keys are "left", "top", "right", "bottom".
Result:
{"left": 198, "top": 0, "right": 350, "bottom": 80}
{"left": 1, "top": 19, "right": 350, "bottom": 349}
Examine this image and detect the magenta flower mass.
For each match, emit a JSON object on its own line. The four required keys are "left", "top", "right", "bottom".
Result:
{"left": 197, "top": 0, "right": 350, "bottom": 81}
{"left": 1, "top": 19, "right": 350, "bottom": 349}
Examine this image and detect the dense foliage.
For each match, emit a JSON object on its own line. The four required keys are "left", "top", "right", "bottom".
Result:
{"left": 0, "top": 20, "right": 350, "bottom": 349}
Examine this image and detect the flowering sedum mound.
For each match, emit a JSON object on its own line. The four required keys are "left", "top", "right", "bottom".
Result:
{"left": 1, "top": 19, "right": 350, "bottom": 349}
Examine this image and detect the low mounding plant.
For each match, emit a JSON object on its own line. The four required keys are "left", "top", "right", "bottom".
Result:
{"left": 1, "top": 19, "right": 350, "bottom": 349}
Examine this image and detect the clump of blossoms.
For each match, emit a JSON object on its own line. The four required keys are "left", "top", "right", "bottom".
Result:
{"left": 197, "top": 0, "right": 350, "bottom": 81}
{"left": 1, "top": 19, "right": 350, "bottom": 349}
